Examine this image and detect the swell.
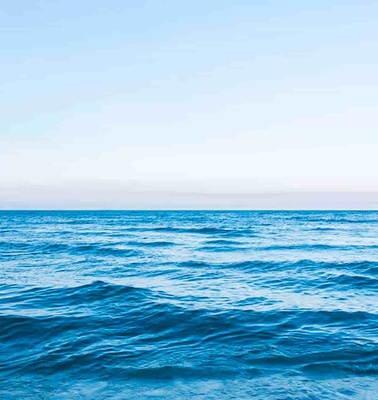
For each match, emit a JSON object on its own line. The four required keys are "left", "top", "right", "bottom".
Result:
{"left": 203, "top": 239, "right": 243, "bottom": 245}
{"left": 0, "top": 281, "right": 159, "bottom": 311}
{"left": 318, "top": 273, "right": 378, "bottom": 289}
{"left": 7, "top": 241, "right": 376, "bottom": 258}
{"left": 1, "top": 284, "right": 377, "bottom": 378}
{"left": 130, "top": 226, "right": 256, "bottom": 237}
{"left": 257, "top": 244, "right": 378, "bottom": 251}
{"left": 177, "top": 259, "right": 378, "bottom": 276}
{"left": 0, "top": 241, "right": 146, "bottom": 258}
{"left": 125, "top": 240, "right": 175, "bottom": 248}
{"left": 281, "top": 214, "right": 378, "bottom": 224}
{"left": 3, "top": 290, "right": 377, "bottom": 333}
{"left": 178, "top": 259, "right": 378, "bottom": 291}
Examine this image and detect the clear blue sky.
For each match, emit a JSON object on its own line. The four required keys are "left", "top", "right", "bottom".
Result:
{"left": 1, "top": 1, "right": 377, "bottom": 208}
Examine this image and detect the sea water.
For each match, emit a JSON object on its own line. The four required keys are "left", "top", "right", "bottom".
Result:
{"left": 0, "top": 211, "right": 377, "bottom": 399}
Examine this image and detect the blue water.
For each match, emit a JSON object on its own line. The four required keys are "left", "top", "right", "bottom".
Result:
{"left": 1, "top": 211, "right": 377, "bottom": 399}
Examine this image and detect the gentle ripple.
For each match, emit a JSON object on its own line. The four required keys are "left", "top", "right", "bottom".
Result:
{"left": 0, "top": 211, "right": 378, "bottom": 399}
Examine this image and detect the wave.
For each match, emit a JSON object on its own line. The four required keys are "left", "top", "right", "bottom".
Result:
{"left": 0, "top": 281, "right": 157, "bottom": 310}
{"left": 319, "top": 273, "right": 378, "bottom": 289}
{"left": 133, "top": 226, "right": 256, "bottom": 237}
{"left": 126, "top": 240, "right": 176, "bottom": 248}
{"left": 203, "top": 239, "right": 243, "bottom": 245}
{"left": 302, "top": 360, "right": 378, "bottom": 376}
{"left": 199, "top": 245, "right": 248, "bottom": 253}
{"left": 0, "top": 241, "right": 146, "bottom": 258}
{"left": 174, "top": 259, "right": 378, "bottom": 276}
{"left": 257, "top": 244, "right": 376, "bottom": 251}
{"left": 1, "top": 304, "right": 377, "bottom": 378}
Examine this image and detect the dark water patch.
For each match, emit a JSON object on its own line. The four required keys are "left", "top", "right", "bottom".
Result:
{"left": 176, "top": 260, "right": 212, "bottom": 269}
{"left": 310, "top": 227, "right": 335, "bottom": 231}
{"left": 287, "top": 260, "right": 378, "bottom": 277}
{"left": 259, "top": 244, "right": 340, "bottom": 251}
{"left": 62, "top": 219, "right": 99, "bottom": 225}
{"left": 157, "top": 227, "right": 233, "bottom": 235}
{"left": 0, "top": 281, "right": 160, "bottom": 312}
{"left": 319, "top": 273, "right": 378, "bottom": 290}
{"left": 45, "top": 243, "right": 145, "bottom": 258}
{"left": 0, "top": 241, "right": 145, "bottom": 259}
{"left": 235, "top": 297, "right": 280, "bottom": 307}
{"left": 203, "top": 239, "right": 243, "bottom": 245}
{"left": 281, "top": 214, "right": 378, "bottom": 225}
{"left": 172, "top": 260, "right": 378, "bottom": 283}
{"left": 0, "top": 228, "right": 19, "bottom": 233}
{"left": 145, "top": 226, "right": 256, "bottom": 237}
{"left": 302, "top": 360, "right": 378, "bottom": 376}
{"left": 199, "top": 245, "right": 247, "bottom": 253}
{"left": 126, "top": 240, "right": 176, "bottom": 248}
{"left": 0, "top": 240, "right": 30, "bottom": 250}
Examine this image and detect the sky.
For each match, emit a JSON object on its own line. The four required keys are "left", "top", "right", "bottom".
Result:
{"left": 1, "top": 0, "right": 377, "bottom": 209}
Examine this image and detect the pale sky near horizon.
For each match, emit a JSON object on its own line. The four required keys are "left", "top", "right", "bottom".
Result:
{"left": 1, "top": 1, "right": 377, "bottom": 209}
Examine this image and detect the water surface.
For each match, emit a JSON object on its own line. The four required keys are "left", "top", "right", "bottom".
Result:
{"left": 1, "top": 211, "right": 377, "bottom": 399}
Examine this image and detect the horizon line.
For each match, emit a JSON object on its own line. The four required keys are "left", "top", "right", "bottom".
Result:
{"left": 1, "top": 209, "right": 377, "bottom": 212}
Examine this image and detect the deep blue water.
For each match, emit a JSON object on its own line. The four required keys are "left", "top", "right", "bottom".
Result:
{"left": 1, "top": 211, "right": 377, "bottom": 399}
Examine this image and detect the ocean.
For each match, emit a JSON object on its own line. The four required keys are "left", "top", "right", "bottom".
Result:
{"left": 0, "top": 210, "right": 377, "bottom": 399}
